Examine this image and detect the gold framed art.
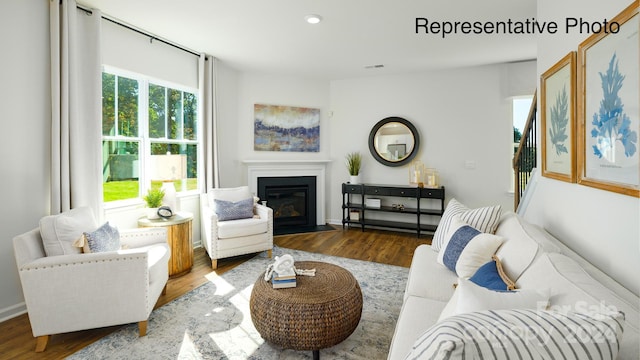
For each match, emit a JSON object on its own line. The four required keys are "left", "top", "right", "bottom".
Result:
{"left": 541, "top": 51, "right": 576, "bottom": 183}
{"left": 577, "top": 2, "right": 639, "bottom": 197}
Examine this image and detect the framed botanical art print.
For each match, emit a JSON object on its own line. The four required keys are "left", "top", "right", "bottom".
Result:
{"left": 577, "top": 2, "right": 639, "bottom": 197}
{"left": 541, "top": 52, "right": 576, "bottom": 183}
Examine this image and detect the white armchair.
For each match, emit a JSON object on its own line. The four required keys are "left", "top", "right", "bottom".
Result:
{"left": 13, "top": 207, "right": 170, "bottom": 352}
{"left": 200, "top": 186, "right": 273, "bottom": 269}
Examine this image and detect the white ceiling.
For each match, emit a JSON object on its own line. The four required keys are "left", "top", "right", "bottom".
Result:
{"left": 78, "top": 0, "right": 537, "bottom": 80}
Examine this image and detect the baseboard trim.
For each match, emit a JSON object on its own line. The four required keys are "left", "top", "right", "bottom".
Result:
{"left": 0, "top": 302, "right": 27, "bottom": 323}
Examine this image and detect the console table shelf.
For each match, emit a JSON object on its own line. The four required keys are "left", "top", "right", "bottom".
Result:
{"left": 342, "top": 183, "right": 445, "bottom": 237}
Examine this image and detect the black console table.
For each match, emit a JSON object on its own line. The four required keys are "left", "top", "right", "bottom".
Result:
{"left": 341, "top": 183, "right": 445, "bottom": 237}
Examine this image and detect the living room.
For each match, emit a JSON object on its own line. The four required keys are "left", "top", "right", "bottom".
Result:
{"left": 1, "top": 0, "right": 638, "bottom": 358}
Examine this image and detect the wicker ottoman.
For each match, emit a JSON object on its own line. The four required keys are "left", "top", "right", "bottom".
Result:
{"left": 250, "top": 261, "right": 363, "bottom": 359}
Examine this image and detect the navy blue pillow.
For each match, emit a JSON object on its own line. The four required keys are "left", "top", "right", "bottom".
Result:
{"left": 469, "top": 256, "right": 515, "bottom": 291}
{"left": 442, "top": 225, "right": 480, "bottom": 272}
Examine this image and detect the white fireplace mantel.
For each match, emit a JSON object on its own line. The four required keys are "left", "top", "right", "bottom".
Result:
{"left": 243, "top": 159, "right": 332, "bottom": 226}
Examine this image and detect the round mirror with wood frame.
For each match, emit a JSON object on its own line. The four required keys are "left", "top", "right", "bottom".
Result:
{"left": 368, "top": 117, "right": 420, "bottom": 167}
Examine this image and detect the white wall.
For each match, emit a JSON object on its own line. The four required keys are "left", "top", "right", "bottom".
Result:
{"left": 221, "top": 62, "right": 536, "bottom": 228}
{"left": 524, "top": 0, "right": 640, "bottom": 295}
{"left": 0, "top": 0, "right": 50, "bottom": 320}
{"left": 327, "top": 62, "right": 536, "bottom": 223}
{"left": 221, "top": 73, "right": 332, "bottom": 187}
{"left": 102, "top": 18, "right": 199, "bottom": 89}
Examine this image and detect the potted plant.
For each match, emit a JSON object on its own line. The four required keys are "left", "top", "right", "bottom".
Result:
{"left": 144, "top": 188, "right": 165, "bottom": 219}
{"left": 346, "top": 151, "right": 362, "bottom": 184}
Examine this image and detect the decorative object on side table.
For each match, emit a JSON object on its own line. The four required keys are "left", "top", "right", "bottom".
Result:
{"left": 157, "top": 206, "right": 173, "bottom": 219}
{"left": 264, "top": 254, "right": 317, "bottom": 289}
{"left": 391, "top": 204, "right": 405, "bottom": 211}
{"left": 265, "top": 254, "right": 297, "bottom": 289}
{"left": 345, "top": 151, "right": 362, "bottom": 184}
{"left": 364, "top": 198, "right": 381, "bottom": 208}
{"left": 408, "top": 159, "right": 425, "bottom": 187}
{"left": 150, "top": 153, "right": 187, "bottom": 212}
{"left": 425, "top": 168, "right": 439, "bottom": 188}
{"left": 143, "top": 188, "right": 165, "bottom": 219}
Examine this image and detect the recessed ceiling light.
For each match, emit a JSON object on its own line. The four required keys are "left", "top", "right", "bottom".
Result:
{"left": 304, "top": 14, "right": 322, "bottom": 24}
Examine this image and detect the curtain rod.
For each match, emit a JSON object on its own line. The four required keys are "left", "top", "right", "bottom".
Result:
{"left": 76, "top": 4, "right": 202, "bottom": 58}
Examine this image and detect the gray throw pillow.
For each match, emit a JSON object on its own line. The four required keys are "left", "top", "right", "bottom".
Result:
{"left": 214, "top": 197, "right": 254, "bottom": 221}
{"left": 84, "top": 222, "right": 120, "bottom": 253}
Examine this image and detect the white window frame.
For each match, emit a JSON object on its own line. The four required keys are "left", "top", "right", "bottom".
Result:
{"left": 102, "top": 65, "right": 201, "bottom": 207}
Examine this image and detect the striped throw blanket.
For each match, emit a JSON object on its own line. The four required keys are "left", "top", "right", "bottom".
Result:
{"left": 406, "top": 309, "right": 625, "bottom": 360}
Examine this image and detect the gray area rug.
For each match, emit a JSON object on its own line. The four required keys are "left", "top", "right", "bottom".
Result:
{"left": 68, "top": 247, "right": 409, "bottom": 359}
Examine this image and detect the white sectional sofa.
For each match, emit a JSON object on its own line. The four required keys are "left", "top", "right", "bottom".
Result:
{"left": 388, "top": 211, "right": 639, "bottom": 359}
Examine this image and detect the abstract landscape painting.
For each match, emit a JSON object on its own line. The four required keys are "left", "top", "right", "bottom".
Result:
{"left": 254, "top": 104, "right": 320, "bottom": 152}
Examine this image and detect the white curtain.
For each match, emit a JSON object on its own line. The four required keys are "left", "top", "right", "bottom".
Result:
{"left": 199, "top": 54, "right": 220, "bottom": 191}
{"left": 50, "top": 0, "right": 103, "bottom": 216}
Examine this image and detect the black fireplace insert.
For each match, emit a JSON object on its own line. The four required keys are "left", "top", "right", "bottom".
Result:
{"left": 257, "top": 176, "right": 317, "bottom": 230}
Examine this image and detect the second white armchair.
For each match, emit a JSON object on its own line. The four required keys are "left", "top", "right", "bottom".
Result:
{"left": 200, "top": 186, "right": 273, "bottom": 269}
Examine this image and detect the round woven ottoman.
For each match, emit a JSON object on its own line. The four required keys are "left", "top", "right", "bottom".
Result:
{"left": 250, "top": 261, "right": 363, "bottom": 359}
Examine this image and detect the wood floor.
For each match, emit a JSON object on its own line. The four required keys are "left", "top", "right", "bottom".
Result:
{"left": 0, "top": 225, "right": 431, "bottom": 360}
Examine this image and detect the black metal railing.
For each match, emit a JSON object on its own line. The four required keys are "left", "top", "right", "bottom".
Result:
{"left": 513, "top": 91, "right": 537, "bottom": 210}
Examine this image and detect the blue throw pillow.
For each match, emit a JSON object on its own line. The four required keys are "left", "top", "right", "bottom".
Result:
{"left": 469, "top": 255, "right": 516, "bottom": 291}
{"left": 214, "top": 197, "right": 254, "bottom": 221}
{"left": 84, "top": 222, "right": 120, "bottom": 253}
{"left": 437, "top": 216, "right": 504, "bottom": 278}
{"left": 442, "top": 225, "right": 480, "bottom": 270}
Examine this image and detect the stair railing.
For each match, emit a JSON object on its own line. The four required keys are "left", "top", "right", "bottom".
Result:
{"left": 512, "top": 91, "right": 537, "bottom": 210}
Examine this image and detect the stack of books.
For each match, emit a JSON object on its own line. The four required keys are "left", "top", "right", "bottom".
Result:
{"left": 271, "top": 271, "right": 297, "bottom": 289}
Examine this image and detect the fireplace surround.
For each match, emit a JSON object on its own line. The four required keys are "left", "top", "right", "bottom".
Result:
{"left": 245, "top": 160, "right": 330, "bottom": 227}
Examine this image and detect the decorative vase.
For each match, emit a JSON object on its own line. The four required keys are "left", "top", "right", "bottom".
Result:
{"left": 425, "top": 168, "right": 439, "bottom": 188}
{"left": 147, "top": 207, "right": 160, "bottom": 219}
{"left": 161, "top": 181, "right": 178, "bottom": 212}
{"left": 349, "top": 175, "right": 360, "bottom": 184}
{"left": 409, "top": 160, "right": 425, "bottom": 187}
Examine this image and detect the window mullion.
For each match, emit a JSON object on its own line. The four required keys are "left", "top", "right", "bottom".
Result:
{"left": 114, "top": 76, "right": 119, "bottom": 136}
{"left": 180, "top": 91, "right": 185, "bottom": 141}
{"left": 139, "top": 78, "right": 150, "bottom": 195}
{"left": 164, "top": 87, "right": 169, "bottom": 141}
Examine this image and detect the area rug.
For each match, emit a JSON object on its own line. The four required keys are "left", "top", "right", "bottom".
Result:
{"left": 68, "top": 247, "right": 409, "bottom": 360}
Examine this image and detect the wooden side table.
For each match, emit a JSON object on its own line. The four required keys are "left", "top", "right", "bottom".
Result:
{"left": 138, "top": 211, "right": 194, "bottom": 278}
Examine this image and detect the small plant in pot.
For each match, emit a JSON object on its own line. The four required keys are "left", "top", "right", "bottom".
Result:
{"left": 346, "top": 151, "right": 362, "bottom": 184}
{"left": 144, "top": 188, "right": 165, "bottom": 219}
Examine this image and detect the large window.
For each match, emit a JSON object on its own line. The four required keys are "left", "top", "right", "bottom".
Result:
{"left": 102, "top": 68, "right": 199, "bottom": 203}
